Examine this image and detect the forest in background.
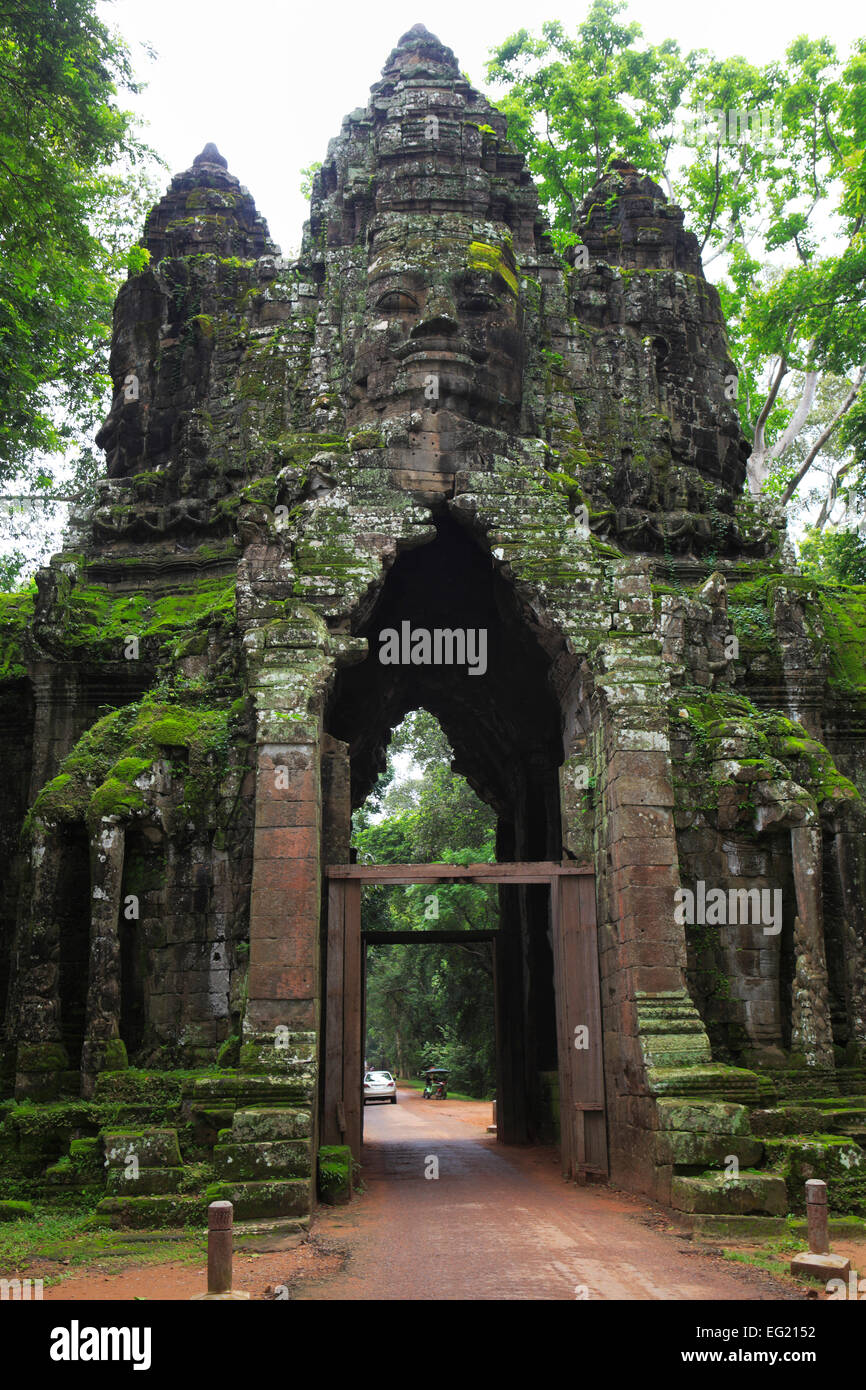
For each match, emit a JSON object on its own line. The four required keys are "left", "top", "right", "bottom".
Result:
{"left": 354, "top": 711, "right": 498, "bottom": 1099}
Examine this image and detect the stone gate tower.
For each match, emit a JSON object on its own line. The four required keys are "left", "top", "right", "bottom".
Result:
{"left": 1, "top": 26, "right": 865, "bottom": 1230}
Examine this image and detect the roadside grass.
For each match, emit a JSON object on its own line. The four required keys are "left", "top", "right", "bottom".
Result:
{"left": 397, "top": 1077, "right": 494, "bottom": 1104}
{"left": 0, "top": 1204, "right": 207, "bottom": 1285}
{"left": 718, "top": 1227, "right": 820, "bottom": 1286}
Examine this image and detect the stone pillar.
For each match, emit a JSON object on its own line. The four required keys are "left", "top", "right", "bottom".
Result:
{"left": 789, "top": 824, "right": 834, "bottom": 1068}
{"left": 243, "top": 740, "right": 321, "bottom": 1042}
{"left": 828, "top": 817, "right": 866, "bottom": 1058}
{"left": 591, "top": 560, "right": 711, "bottom": 1199}
{"left": 237, "top": 575, "right": 329, "bottom": 1066}
{"left": 80, "top": 819, "right": 128, "bottom": 1096}
{"left": 11, "top": 827, "right": 70, "bottom": 1099}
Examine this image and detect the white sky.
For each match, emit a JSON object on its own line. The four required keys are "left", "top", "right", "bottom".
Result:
{"left": 100, "top": 0, "right": 866, "bottom": 256}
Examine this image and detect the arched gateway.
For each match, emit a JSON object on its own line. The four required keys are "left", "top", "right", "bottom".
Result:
{"left": 1, "top": 27, "right": 865, "bottom": 1232}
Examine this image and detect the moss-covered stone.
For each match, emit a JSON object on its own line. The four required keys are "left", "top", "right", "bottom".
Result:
{"left": 204, "top": 1178, "right": 310, "bottom": 1219}
{"left": 655, "top": 1099, "right": 752, "bottom": 1135}
{"left": 0, "top": 1199, "right": 34, "bottom": 1221}
{"left": 106, "top": 1166, "right": 184, "bottom": 1196}
{"left": 214, "top": 1139, "right": 311, "bottom": 1179}
{"left": 101, "top": 1128, "right": 183, "bottom": 1168}
{"left": 763, "top": 1135, "right": 866, "bottom": 1215}
{"left": 94, "top": 1194, "right": 208, "bottom": 1229}
{"left": 317, "top": 1144, "right": 353, "bottom": 1205}
{"left": 670, "top": 1170, "right": 787, "bottom": 1215}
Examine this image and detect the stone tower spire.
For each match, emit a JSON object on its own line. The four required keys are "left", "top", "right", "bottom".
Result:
{"left": 141, "top": 144, "right": 278, "bottom": 262}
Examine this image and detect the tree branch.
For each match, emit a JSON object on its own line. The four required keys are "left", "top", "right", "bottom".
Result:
{"left": 767, "top": 366, "right": 820, "bottom": 462}
{"left": 779, "top": 367, "right": 866, "bottom": 507}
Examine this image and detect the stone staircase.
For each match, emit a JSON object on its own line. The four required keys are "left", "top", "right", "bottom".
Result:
{"left": 638, "top": 994, "right": 786, "bottom": 1215}
{"left": 654, "top": 1097, "right": 787, "bottom": 1217}
{"left": 208, "top": 1106, "right": 312, "bottom": 1221}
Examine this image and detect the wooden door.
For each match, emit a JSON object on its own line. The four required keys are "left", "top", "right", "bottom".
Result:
{"left": 551, "top": 873, "right": 607, "bottom": 1178}
{"left": 322, "top": 878, "right": 362, "bottom": 1159}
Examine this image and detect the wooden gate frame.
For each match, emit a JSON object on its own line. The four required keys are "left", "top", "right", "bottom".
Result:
{"left": 322, "top": 861, "right": 607, "bottom": 1181}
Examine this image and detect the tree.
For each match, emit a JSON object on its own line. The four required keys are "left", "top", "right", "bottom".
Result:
{"left": 486, "top": 6, "right": 866, "bottom": 514}
{"left": 486, "top": 4, "right": 696, "bottom": 251}
{"left": 0, "top": 1, "right": 158, "bottom": 525}
{"left": 798, "top": 525, "right": 866, "bottom": 584}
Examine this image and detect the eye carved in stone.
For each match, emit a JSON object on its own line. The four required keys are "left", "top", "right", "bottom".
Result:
{"left": 460, "top": 291, "right": 497, "bottom": 313}
{"left": 376, "top": 290, "right": 419, "bottom": 314}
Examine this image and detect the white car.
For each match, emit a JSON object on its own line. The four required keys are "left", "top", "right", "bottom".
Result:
{"left": 364, "top": 1070, "right": 397, "bottom": 1104}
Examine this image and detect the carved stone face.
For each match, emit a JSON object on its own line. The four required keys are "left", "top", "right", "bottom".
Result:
{"left": 346, "top": 224, "right": 526, "bottom": 438}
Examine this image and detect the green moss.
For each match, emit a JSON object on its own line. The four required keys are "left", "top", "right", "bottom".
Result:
{"left": 728, "top": 575, "right": 866, "bottom": 704}
{"left": 27, "top": 698, "right": 233, "bottom": 832}
{"left": 467, "top": 240, "right": 519, "bottom": 296}
{"left": 53, "top": 574, "right": 235, "bottom": 658}
{"left": 317, "top": 1143, "right": 352, "bottom": 1203}
{"left": 0, "top": 587, "right": 35, "bottom": 681}
{"left": 0, "top": 1200, "right": 34, "bottom": 1221}
{"left": 672, "top": 691, "right": 858, "bottom": 809}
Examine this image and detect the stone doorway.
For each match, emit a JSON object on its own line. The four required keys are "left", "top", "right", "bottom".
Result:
{"left": 321, "top": 861, "right": 606, "bottom": 1182}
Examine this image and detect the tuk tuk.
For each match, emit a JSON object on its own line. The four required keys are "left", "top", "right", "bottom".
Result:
{"left": 422, "top": 1067, "right": 449, "bottom": 1100}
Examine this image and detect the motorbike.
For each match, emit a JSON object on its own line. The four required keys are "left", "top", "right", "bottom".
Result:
{"left": 422, "top": 1067, "right": 448, "bottom": 1099}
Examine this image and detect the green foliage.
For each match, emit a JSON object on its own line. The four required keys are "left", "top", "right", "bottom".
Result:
{"left": 487, "top": 8, "right": 866, "bottom": 501}
{"left": 0, "top": 0, "right": 160, "bottom": 485}
{"left": 799, "top": 526, "right": 866, "bottom": 584}
{"left": 299, "top": 160, "right": 322, "bottom": 200}
{"left": 486, "top": 3, "right": 697, "bottom": 247}
{"left": 0, "top": 584, "right": 35, "bottom": 678}
{"left": 354, "top": 711, "right": 497, "bottom": 1097}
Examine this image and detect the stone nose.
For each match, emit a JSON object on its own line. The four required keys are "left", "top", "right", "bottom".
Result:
{"left": 411, "top": 291, "right": 459, "bottom": 338}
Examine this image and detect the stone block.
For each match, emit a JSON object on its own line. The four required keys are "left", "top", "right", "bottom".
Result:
{"left": 214, "top": 1139, "right": 311, "bottom": 1179}
{"left": 789, "top": 1251, "right": 851, "bottom": 1281}
{"left": 102, "top": 1129, "right": 182, "bottom": 1168}
{"left": 231, "top": 1107, "right": 312, "bottom": 1141}
{"left": 656, "top": 1099, "right": 751, "bottom": 1135}
{"left": 94, "top": 1195, "right": 206, "bottom": 1229}
{"left": 670, "top": 1171, "right": 787, "bottom": 1215}
{"left": 654, "top": 1130, "right": 763, "bottom": 1167}
{"left": 106, "top": 1166, "right": 184, "bottom": 1196}
{"left": 207, "top": 1178, "right": 311, "bottom": 1220}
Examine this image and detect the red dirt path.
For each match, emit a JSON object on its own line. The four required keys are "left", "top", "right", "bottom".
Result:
{"left": 32, "top": 1089, "right": 815, "bottom": 1302}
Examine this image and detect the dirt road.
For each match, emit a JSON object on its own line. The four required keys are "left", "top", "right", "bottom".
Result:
{"left": 38, "top": 1088, "right": 803, "bottom": 1301}
{"left": 298, "top": 1088, "right": 801, "bottom": 1301}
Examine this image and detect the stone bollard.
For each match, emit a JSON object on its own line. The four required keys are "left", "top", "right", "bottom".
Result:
{"left": 190, "top": 1200, "right": 251, "bottom": 1301}
{"left": 805, "top": 1178, "right": 829, "bottom": 1255}
{"left": 789, "top": 1178, "right": 850, "bottom": 1284}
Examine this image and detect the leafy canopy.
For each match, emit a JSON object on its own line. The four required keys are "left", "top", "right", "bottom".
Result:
{"left": 0, "top": 0, "right": 157, "bottom": 485}
{"left": 487, "top": 3, "right": 866, "bottom": 507}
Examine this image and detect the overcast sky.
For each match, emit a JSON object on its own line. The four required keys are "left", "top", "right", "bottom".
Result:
{"left": 100, "top": 0, "right": 865, "bottom": 255}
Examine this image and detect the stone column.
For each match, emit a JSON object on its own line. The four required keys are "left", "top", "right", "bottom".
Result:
{"left": 789, "top": 823, "right": 835, "bottom": 1068}
{"left": 828, "top": 816, "right": 866, "bottom": 1058}
{"left": 592, "top": 561, "right": 712, "bottom": 1199}
{"left": 238, "top": 600, "right": 329, "bottom": 1078}
{"left": 11, "top": 827, "right": 69, "bottom": 1099}
{"left": 80, "top": 819, "right": 128, "bottom": 1096}
{"left": 243, "top": 739, "right": 321, "bottom": 1043}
